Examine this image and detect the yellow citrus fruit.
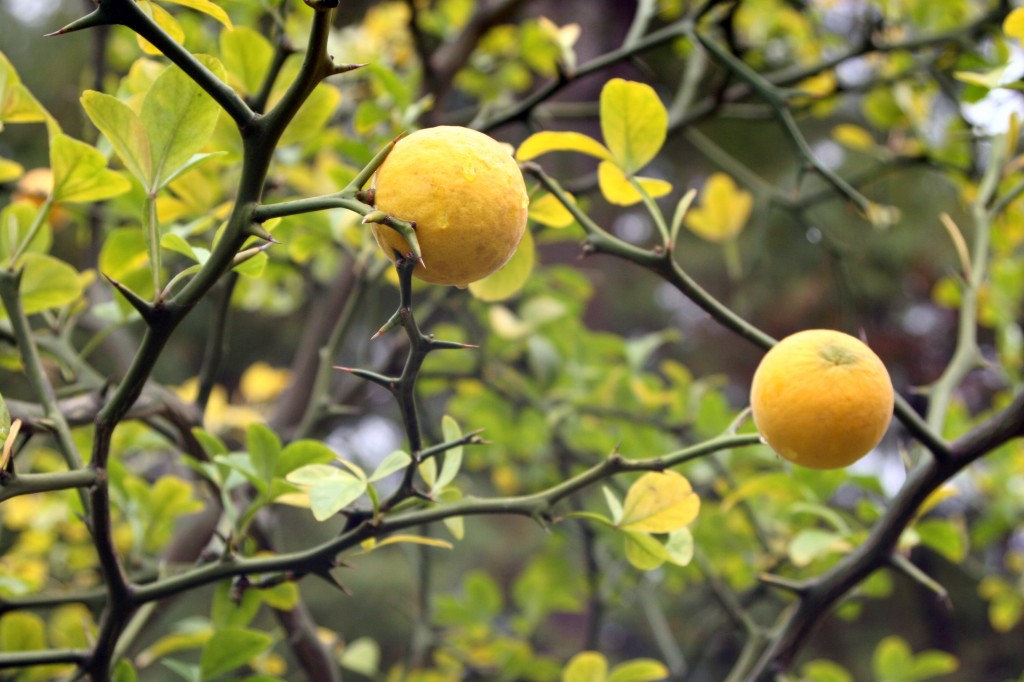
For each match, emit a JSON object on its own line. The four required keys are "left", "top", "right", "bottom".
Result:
{"left": 750, "top": 329, "right": 894, "bottom": 470}
{"left": 370, "top": 126, "right": 529, "bottom": 287}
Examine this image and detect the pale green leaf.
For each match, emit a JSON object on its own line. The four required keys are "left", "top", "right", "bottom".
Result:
{"left": 873, "top": 636, "right": 913, "bottom": 681}
{"left": 221, "top": 27, "right": 273, "bottom": 96}
{"left": 1, "top": 202, "right": 51, "bottom": 260}
{"left": 515, "top": 130, "right": 613, "bottom": 162}
{"left": 81, "top": 90, "right": 152, "bottom": 185}
{"left": 563, "top": 651, "right": 608, "bottom": 682}
{"left": 469, "top": 226, "right": 535, "bottom": 302}
{"left": 599, "top": 78, "right": 667, "bottom": 173}
{"left": 199, "top": 628, "right": 272, "bottom": 680}
{"left": 339, "top": 637, "right": 381, "bottom": 676}
{"left": 664, "top": 528, "right": 694, "bottom": 567}
{"left": 619, "top": 470, "right": 700, "bottom": 533}
{"left": 360, "top": 534, "right": 455, "bottom": 553}
{"left": 141, "top": 56, "right": 226, "bottom": 189}
{"left": 800, "top": 659, "right": 853, "bottom": 682}
{"left": 915, "top": 518, "right": 966, "bottom": 563}
{"left": 603, "top": 486, "right": 623, "bottom": 525}
{"left": 309, "top": 476, "right": 367, "bottom": 521}
{"left": 161, "top": 233, "right": 200, "bottom": 262}
{"left": 257, "top": 581, "right": 299, "bottom": 611}
{"left": 49, "top": 134, "right": 131, "bottom": 203}
{"left": 909, "top": 651, "right": 958, "bottom": 679}
{"left": 369, "top": 450, "right": 412, "bottom": 482}
{"left": 286, "top": 463, "right": 348, "bottom": 486}
{"left": 623, "top": 531, "right": 667, "bottom": 571}
{"left": 607, "top": 659, "right": 670, "bottom": 682}
{"left": 788, "top": 529, "right": 851, "bottom": 567}
{"left": 0, "top": 51, "right": 54, "bottom": 130}
{"left": 597, "top": 161, "right": 672, "bottom": 206}
{"left": 1, "top": 253, "right": 82, "bottom": 317}
{"left": 435, "top": 415, "right": 464, "bottom": 490}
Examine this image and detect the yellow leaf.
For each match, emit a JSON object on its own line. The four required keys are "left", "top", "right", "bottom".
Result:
{"left": 0, "top": 157, "right": 22, "bottom": 184}
{"left": 619, "top": 470, "right": 700, "bottom": 533}
{"left": 357, "top": 535, "right": 454, "bottom": 555}
{"left": 1005, "top": 7, "right": 1024, "bottom": 41}
{"left": 240, "top": 362, "right": 291, "bottom": 403}
{"left": 916, "top": 484, "right": 958, "bottom": 519}
{"left": 515, "top": 131, "right": 612, "bottom": 162}
{"left": 529, "top": 192, "right": 577, "bottom": 228}
{"left": 137, "top": 1, "right": 185, "bottom": 56}
{"left": 597, "top": 161, "right": 672, "bottom": 206}
{"left": 599, "top": 78, "right": 667, "bottom": 173}
{"left": 162, "top": 0, "right": 234, "bottom": 29}
{"left": 832, "top": 124, "right": 876, "bottom": 151}
{"left": 684, "top": 172, "right": 753, "bottom": 243}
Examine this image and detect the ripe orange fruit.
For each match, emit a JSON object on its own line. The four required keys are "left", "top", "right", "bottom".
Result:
{"left": 750, "top": 329, "right": 894, "bottom": 470}
{"left": 370, "top": 126, "right": 529, "bottom": 287}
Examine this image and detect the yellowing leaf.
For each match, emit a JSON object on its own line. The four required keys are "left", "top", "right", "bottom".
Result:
{"left": 597, "top": 161, "right": 672, "bottom": 206}
{"left": 623, "top": 530, "right": 668, "bottom": 570}
{"left": 563, "top": 651, "right": 608, "bottom": 682}
{"left": 529, "top": 191, "right": 577, "bottom": 228}
{"left": 516, "top": 130, "right": 612, "bottom": 162}
{"left": 600, "top": 78, "right": 667, "bottom": 173}
{"left": 618, "top": 470, "right": 699, "bottom": 533}
{"left": 607, "top": 659, "right": 670, "bottom": 682}
{"left": 50, "top": 134, "right": 131, "bottom": 204}
{"left": 358, "top": 535, "right": 454, "bottom": 554}
{"left": 832, "top": 124, "right": 876, "bottom": 151}
{"left": 684, "top": 173, "right": 753, "bottom": 243}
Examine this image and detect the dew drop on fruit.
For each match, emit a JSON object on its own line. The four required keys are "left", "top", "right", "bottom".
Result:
{"left": 462, "top": 161, "right": 477, "bottom": 181}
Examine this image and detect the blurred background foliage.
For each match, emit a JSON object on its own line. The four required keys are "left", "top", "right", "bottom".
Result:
{"left": 2, "top": 1, "right": 1024, "bottom": 681}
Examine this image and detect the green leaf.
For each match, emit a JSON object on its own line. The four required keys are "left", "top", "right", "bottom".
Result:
{"left": 623, "top": 530, "right": 667, "bottom": 571}
{"left": 338, "top": 637, "right": 381, "bottom": 676}
{"left": 515, "top": 130, "right": 613, "bottom": 163}
{"left": 0, "top": 612, "right": 46, "bottom": 650}
{"left": 469, "top": 226, "right": 535, "bottom": 302}
{"left": 1, "top": 253, "right": 83, "bottom": 317}
{"left": 211, "top": 580, "right": 262, "bottom": 630}
{"left": 915, "top": 518, "right": 966, "bottom": 563}
{"left": 0, "top": 392, "right": 9, "bottom": 443}
{"left": 50, "top": 133, "right": 131, "bottom": 203}
{"left": 247, "top": 422, "right": 282, "bottom": 483}
{"left": 309, "top": 475, "right": 367, "bottom": 521}
{"left": 596, "top": 160, "right": 672, "bottom": 206}
{"left": 277, "top": 440, "right": 336, "bottom": 478}
{"left": 800, "top": 659, "right": 853, "bottom": 682}
{"left": 873, "top": 636, "right": 913, "bottom": 681}
{"left": 908, "top": 651, "right": 958, "bottom": 679}
{"left": 199, "top": 628, "right": 272, "bottom": 680}
{"left": 607, "top": 659, "right": 670, "bottom": 682}
{"left": 112, "top": 659, "right": 139, "bottom": 682}
{"left": 162, "top": 0, "right": 234, "bottom": 29}
{"left": 563, "top": 651, "right": 608, "bottom": 682}
{"left": 81, "top": 90, "right": 153, "bottom": 186}
{"left": 161, "top": 233, "right": 201, "bottom": 262}
{"left": 141, "top": 56, "right": 226, "bottom": 190}
{"left": 619, "top": 471, "right": 700, "bottom": 533}
{"left": 599, "top": 78, "right": 667, "bottom": 174}
{"left": 368, "top": 450, "right": 412, "bottom": 482}
{"left": 257, "top": 581, "right": 299, "bottom": 611}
